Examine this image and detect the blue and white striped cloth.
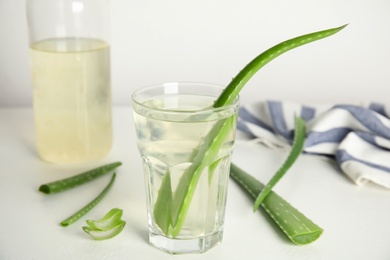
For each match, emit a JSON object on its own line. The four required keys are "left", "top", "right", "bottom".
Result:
{"left": 237, "top": 101, "right": 390, "bottom": 189}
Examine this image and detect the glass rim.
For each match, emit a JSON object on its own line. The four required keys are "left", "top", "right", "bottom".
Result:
{"left": 131, "top": 82, "right": 240, "bottom": 115}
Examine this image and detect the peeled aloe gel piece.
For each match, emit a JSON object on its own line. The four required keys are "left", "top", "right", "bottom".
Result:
{"left": 83, "top": 220, "right": 126, "bottom": 240}
{"left": 86, "top": 208, "right": 123, "bottom": 231}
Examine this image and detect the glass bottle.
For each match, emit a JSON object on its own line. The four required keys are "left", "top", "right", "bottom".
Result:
{"left": 26, "top": 0, "right": 113, "bottom": 164}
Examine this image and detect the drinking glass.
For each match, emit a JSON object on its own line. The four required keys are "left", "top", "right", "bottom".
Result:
{"left": 26, "top": 0, "right": 112, "bottom": 164}
{"left": 132, "top": 82, "right": 239, "bottom": 254}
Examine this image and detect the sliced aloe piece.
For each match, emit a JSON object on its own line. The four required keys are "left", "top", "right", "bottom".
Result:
{"left": 83, "top": 220, "right": 126, "bottom": 241}
{"left": 86, "top": 208, "right": 123, "bottom": 231}
{"left": 153, "top": 171, "right": 173, "bottom": 235}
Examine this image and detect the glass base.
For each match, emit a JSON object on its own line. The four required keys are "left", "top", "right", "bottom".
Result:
{"left": 149, "top": 229, "right": 223, "bottom": 254}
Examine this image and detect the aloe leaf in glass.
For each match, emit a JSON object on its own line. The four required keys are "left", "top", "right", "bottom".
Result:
{"left": 153, "top": 24, "right": 347, "bottom": 237}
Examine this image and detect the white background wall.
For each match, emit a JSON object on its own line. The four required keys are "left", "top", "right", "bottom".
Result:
{"left": 0, "top": 0, "right": 389, "bottom": 107}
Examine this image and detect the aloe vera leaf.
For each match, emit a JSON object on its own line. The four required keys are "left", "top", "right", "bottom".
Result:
{"left": 208, "top": 158, "right": 223, "bottom": 185}
{"left": 83, "top": 220, "right": 126, "bottom": 240}
{"left": 86, "top": 208, "right": 123, "bottom": 231}
{"left": 214, "top": 24, "right": 348, "bottom": 108}
{"left": 154, "top": 119, "right": 227, "bottom": 233}
{"left": 153, "top": 170, "right": 173, "bottom": 235}
{"left": 60, "top": 173, "right": 116, "bottom": 227}
{"left": 230, "top": 164, "right": 323, "bottom": 245}
{"left": 253, "top": 116, "right": 306, "bottom": 210}
{"left": 170, "top": 117, "right": 235, "bottom": 237}
{"left": 39, "top": 162, "right": 122, "bottom": 194}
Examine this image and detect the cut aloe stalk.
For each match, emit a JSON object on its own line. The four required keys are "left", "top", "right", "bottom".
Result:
{"left": 39, "top": 162, "right": 122, "bottom": 194}
{"left": 230, "top": 163, "right": 323, "bottom": 245}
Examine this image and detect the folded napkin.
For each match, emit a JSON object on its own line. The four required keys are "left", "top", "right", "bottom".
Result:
{"left": 237, "top": 101, "right": 390, "bottom": 189}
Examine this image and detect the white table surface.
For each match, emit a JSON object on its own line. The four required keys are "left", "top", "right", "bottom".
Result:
{"left": 1, "top": 107, "right": 390, "bottom": 260}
